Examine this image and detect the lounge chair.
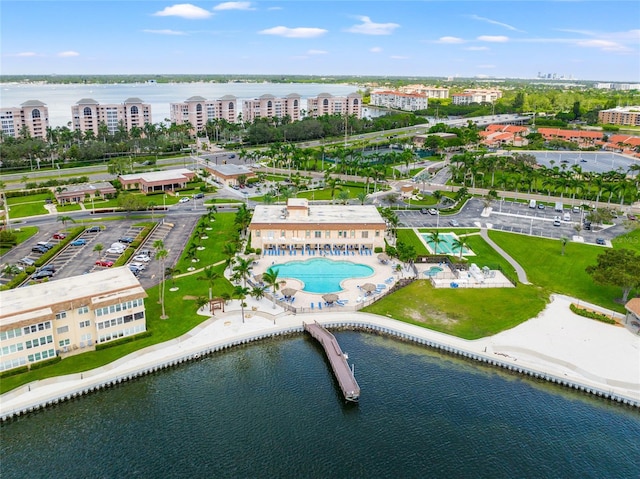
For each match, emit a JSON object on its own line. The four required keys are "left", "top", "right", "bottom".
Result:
{"left": 318, "top": 302, "right": 323, "bottom": 310}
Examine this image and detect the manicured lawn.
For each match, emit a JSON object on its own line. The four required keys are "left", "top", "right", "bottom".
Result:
{"left": 7, "top": 193, "right": 53, "bottom": 205}
{"left": 488, "top": 230, "right": 629, "bottom": 311}
{"left": 363, "top": 281, "right": 548, "bottom": 339}
{"left": 396, "top": 228, "right": 429, "bottom": 255}
{"left": 56, "top": 203, "right": 82, "bottom": 212}
{"left": 0, "top": 226, "right": 39, "bottom": 255}
{"left": 175, "top": 213, "right": 238, "bottom": 272}
{"left": 6, "top": 202, "right": 48, "bottom": 218}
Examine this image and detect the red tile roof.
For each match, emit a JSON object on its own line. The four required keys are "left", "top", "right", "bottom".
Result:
{"left": 625, "top": 298, "right": 640, "bottom": 316}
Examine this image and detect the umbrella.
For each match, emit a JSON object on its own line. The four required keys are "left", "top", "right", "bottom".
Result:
{"left": 281, "top": 287, "right": 297, "bottom": 297}
{"left": 322, "top": 293, "right": 338, "bottom": 303}
{"left": 377, "top": 253, "right": 390, "bottom": 262}
{"left": 361, "top": 283, "right": 377, "bottom": 293}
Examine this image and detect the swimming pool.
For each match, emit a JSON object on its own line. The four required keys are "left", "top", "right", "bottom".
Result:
{"left": 421, "top": 232, "right": 472, "bottom": 256}
{"left": 270, "top": 258, "right": 374, "bottom": 293}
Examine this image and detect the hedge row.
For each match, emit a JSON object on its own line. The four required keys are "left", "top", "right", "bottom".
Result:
{"left": 570, "top": 304, "right": 617, "bottom": 325}
{"left": 95, "top": 331, "right": 153, "bottom": 351}
{"left": 29, "top": 356, "right": 62, "bottom": 371}
{"left": 0, "top": 365, "right": 29, "bottom": 378}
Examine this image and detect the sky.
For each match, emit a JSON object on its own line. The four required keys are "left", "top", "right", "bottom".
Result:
{"left": 1, "top": 1, "right": 639, "bottom": 82}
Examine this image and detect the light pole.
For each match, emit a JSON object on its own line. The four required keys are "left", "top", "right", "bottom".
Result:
{"left": 436, "top": 211, "right": 440, "bottom": 228}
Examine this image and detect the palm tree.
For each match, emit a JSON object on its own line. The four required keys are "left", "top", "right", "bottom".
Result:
{"left": 452, "top": 236, "right": 470, "bottom": 260}
{"left": 198, "top": 266, "right": 220, "bottom": 309}
{"left": 165, "top": 266, "right": 180, "bottom": 289}
{"left": 156, "top": 248, "right": 169, "bottom": 319}
{"left": 233, "top": 285, "right": 250, "bottom": 323}
{"left": 194, "top": 296, "right": 209, "bottom": 313}
{"left": 560, "top": 236, "right": 569, "bottom": 256}
{"left": 428, "top": 231, "right": 442, "bottom": 255}
{"left": 262, "top": 268, "right": 280, "bottom": 309}
{"left": 57, "top": 215, "right": 75, "bottom": 227}
{"left": 232, "top": 257, "right": 253, "bottom": 287}
{"left": 93, "top": 243, "right": 103, "bottom": 256}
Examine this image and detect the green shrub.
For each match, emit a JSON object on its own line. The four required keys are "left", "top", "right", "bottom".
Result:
{"left": 0, "top": 365, "right": 29, "bottom": 378}
{"left": 569, "top": 304, "right": 617, "bottom": 324}
{"left": 29, "top": 356, "right": 62, "bottom": 370}
{"left": 95, "top": 331, "right": 153, "bottom": 350}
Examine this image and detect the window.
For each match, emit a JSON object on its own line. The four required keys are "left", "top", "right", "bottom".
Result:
{"left": 375, "top": 231, "right": 380, "bottom": 237}
{"left": 305, "top": 230, "right": 311, "bottom": 238}
{"left": 56, "top": 326, "right": 69, "bottom": 334}
{"left": 0, "top": 328, "right": 22, "bottom": 341}
{"left": 55, "top": 311, "right": 67, "bottom": 320}
{"left": 350, "top": 230, "right": 355, "bottom": 238}
{"left": 79, "top": 320, "right": 91, "bottom": 328}
{"left": 77, "top": 306, "right": 89, "bottom": 315}
{"left": 59, "top": 339, "right": 70, "bottom": 348}
{"left": 325, "top": 230, "right": 331, "bottom": 238}
{"left": 255, "top": 230, "right": 261, "bottom": 237}
{"left": 361, "top": 231, "right": 369, "bottom": 239}
{"left": 314, "top": 231, "right": 322, "bottom": 238}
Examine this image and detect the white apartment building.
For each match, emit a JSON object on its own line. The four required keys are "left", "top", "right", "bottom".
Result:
{"left": 0, "top": 100, "right": 49, "bottom": 140}
{"left": 370, "top": 90, "right": 428, "bottom": 111}
{"left": 242, "top": 93, "right": 302, "bottom": 123}
{"left": 306, "top": 93, "right": 363, "bottom": 118}
{"left": 0, "top": 268, "right": 147, "bottom": 372}
{"left": 452, "top": 89, "right": 503, "bottom": 105}
{"left": 170, "top": 95, "right": 238, "bottom": 133}
{"left": 71, "top": 97, "right": 152, "bottom": 135}
{"left": 398, "top": 85, "right": 449, "bottom": 99}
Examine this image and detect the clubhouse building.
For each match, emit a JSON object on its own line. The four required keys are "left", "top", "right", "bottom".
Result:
{"left": 0, "top": 268, "right": 147, "bottom": 372}
{"left": 248, "top": 199, "right": 386, "bottom": 255}
{"left": 119, "top": 168, "right": 196, "bottom": 193}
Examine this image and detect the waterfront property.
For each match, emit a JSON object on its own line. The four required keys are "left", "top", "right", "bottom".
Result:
{"left": 71, "top": 97, "right": 152, "bottom": 135}
{"left": 248, "top": 198, "right": 387, "bottom": 254}
{"left": 0, "top": 267, "right": 147, "bottom": 372}
{"left": 118, "top": 168, "right": 196, "bottom": 193}
{"left": 0, "top": 100, "right": 49, "bottom": 139}
{"left": 170, "top": 95, "right": 238, "bottom": 133}
{"left": 421, "top": 232, "right": 473, "bottom": 256}
{"left": 306, "top": 92, "right": 362, "bottom": 119}
{"left": 270, "top": 258, "right": 374, "bottom": 293}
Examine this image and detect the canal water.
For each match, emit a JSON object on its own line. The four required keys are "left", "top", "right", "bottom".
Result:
{"left": 2, "top": 332, "right": 639, "bottom": 478}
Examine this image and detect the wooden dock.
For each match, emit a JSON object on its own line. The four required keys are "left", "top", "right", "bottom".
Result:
{"left": 303, "top": 321, "right": 360, "bottom": 402}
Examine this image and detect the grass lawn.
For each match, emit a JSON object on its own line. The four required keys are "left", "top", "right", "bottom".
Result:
{"left": 363, "top": 281, "right": 548, "bottom": 339}
{"left": 6, "top": 202, "right": 48, "bottom": 218}
{"left": 7, "top": 193, "right": 53, "bottom": 205}
{"left": 488, "top": 230, "right": 632, "bottom": 312}
{"left": 0, "top": 226, "right": 39, "bottom": 255}
{"left": 56, "top": 203, "right": 82, "bottom": 212}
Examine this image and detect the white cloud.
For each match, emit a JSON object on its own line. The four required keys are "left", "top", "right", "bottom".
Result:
{"left": 58, "top": 51, "right": 79, "bottom": 57}
{"left": 465, "top": 46, "right": 489, "bottom": 51}
{"left": 477, "top": 35, "right": 509, "bottom": 43}
{"left": 390, "top": 55, "right": 409, "bottom": 60}
{"left": 16, "top": 52, "right": 38, "bottom": 57}
{"left": 469, "top": 15, "right": 523, "bottom": 32}
{"left": 143, "top": 29, "right": 187, "bottom": 36}
{"left": 259, "top": 26, "right": 327, "bottom": 38}
{"left": 576, "top": 39, "right": 629, "bottom": 52}
{"left": 437, "top": 36, "right": 465, "bottom": 44}
{"left": 153, "top": 4, "right": 213, "bottom": 19}
{"left": 346, "top": 16, "right": 399, "bottom": 35}
{"left": 370, "top": 46, "right": 382, "bottom": 53}
{"left": 213, "top": 2, "right": 254, "bottom": 11}
{"left": 307, "top": 49, "right": 328, "bottom": 55}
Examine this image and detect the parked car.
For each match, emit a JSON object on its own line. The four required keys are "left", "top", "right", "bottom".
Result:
{"left": 95, "top": 260, "right": 114, "bottom": 267}
{"left": 19, "top": 257, "right": 36, "bottom": 266}
{"left": 583, "top": 221, "right": 592, "bottom": 230}
{"left": 118, "top": 237, "right": 135, "bottom": 244}
{"left": 71, "top": 239, "right": 86, "bottom": 246}
{"left": 132, "top": 255, "right": 151, "bottom": 262}
{"left": 193, "top": 193, "right": 204, "bottom": 199}
{"left": 628, "top": 214, "right": 637, "bottom": 221}
{"left": 129, "top": 262, "right": 146, "bottom": 271}
{"left": 596, "top": 238, "right": 606, "bottom": 245}
{"left": 553, "top": 216, "right": 562, "bottom": 226}
{"left": 179, "top": 197, "right": 190, "bottom": 203}
{"left": 31, "top": 245, "right": 48, "bottom": 254}
{"left": 420, "top": 208, "right": 429, "bottom": 214}
{"left": 37, "top": 264, "right": 56, "bottom": 273}
{"left": 106, "top": 247, "right": 125, "bottom": 254}
{"left": 37, "top": 242, "right": 54, "bottom": 250}
{"left": 31, "top": 270, "right": 54, "bottom": 280}
{"left": 128, "top": 265, "right": 141, "bottom": 276}
{"left": 52, "top": 233, "right": 66, "bottom": 239}
{"left": 87, "top": 226, "right": 102, "bottom": 233}
{"left": 537, "top": 204, "right": 545, "bottom": 210}
{"left": 572, "top": 206, "right": 581, "bottom": 213}
{"left": 449, "top": 219, "right": 460, "bottom": 227}
{"left": 428, "top": 208, "right": 438, "bottom": 215}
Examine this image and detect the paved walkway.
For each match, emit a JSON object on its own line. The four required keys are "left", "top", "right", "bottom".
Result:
{"left": 480, "top": 227, "right": 530, "bottom": 284}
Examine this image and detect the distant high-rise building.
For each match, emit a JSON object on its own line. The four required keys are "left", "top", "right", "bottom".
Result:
{"left": 0, "top": 100, "right": 49, "bottom": 139}
{"left": 71, "top": 98, "right": 152, "bottom": 135}
{"left": 370, "top": 90, "right": 428, "bottom": 111}
{"left": 241, "top": 93, "right": 302, "bottom": 124}
{"left": 306, "top": 92, "right": 362, "bottom": 118}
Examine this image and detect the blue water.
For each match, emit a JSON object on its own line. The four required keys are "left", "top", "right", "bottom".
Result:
{"left": 271, "top": 258, "right": 374, "bottom": 293}
{"left": 422, "top": 232, "right": 470, "bottom": 255}
{"left": 2, "top": 332, "right": 639, "bottom": 478}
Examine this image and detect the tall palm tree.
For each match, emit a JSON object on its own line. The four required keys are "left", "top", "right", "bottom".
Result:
{"left": 262, "top": 268, "right": 280, "bottom": 309}
{"left": 452, "top": 236, "right": 470, "bottom": 260}
{"left": 93, "top": 243, "right": 103, "bottom": 256}
{"left": 428, "top": 231, "right": 442, "bottom": 255}
{"left": 233, "top": 285, "right": 250, "bottom": 323}
{"left": 232, "top": 257, "right": 253, "bottom": 287}
{"left": 156, "top": 248, "right": 169, "bottom": 319}
{"left": 57, "top": 215, "right": 75, "bottom": 227}
{"left": 198, "top": 266, "right": 220, "bottom": 309}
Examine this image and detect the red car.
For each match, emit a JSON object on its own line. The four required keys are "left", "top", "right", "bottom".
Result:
{"left": 52, "top": 233, "right": 66, "bottom": 239}
{"left": 95, "top": 260, "right": 114, "bottom": 267}
{"left": 628, "top": 214, "right": 637, "bottom": 221}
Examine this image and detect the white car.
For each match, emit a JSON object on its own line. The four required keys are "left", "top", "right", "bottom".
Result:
{"left": 179, "top": 197, "right": 190, "bottom": 203}
{"left": 107, "top": 247, "right": 125, "bottom": 254}
{"left": 133, "top": 255, "right": 151, "bottom": 262}
{"left": 129, "top": 262, "right": 146, "bottom": 270}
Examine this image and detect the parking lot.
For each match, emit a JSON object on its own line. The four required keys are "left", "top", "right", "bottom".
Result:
{"left": 395, "top": 198, "right": 626, "bottom": 246}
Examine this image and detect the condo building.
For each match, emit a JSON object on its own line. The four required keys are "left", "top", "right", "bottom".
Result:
{"left": 0, "top": 268, "right": 147, "bottom": 372}
{"left": 398, "top": 85, "right": 449, "bottom": 99}
{"left": 242, "top": 93, "right": 302, "bottom": 123}
{"left": 71, "top": 97, "right": 152, "bottom": 135}
{"left": 248, "top": 199, "right": 386, "bottom": 254}
{"left": 370, "top": 90, "right": 428, "bottom": 111}
{"left": 306, "top": 93, "right": 363, "bottom": 118}
{"left": 170, "top": 95, "right": 238, "bottom": 133}
{"left": 452, "top": 89, "right": 503, "bottom": 105}
{"left": 0, "top": 100, "right": 49, "bottom": 140}
{"left": 598, "top": 107, "right": 640, "bottom": 127}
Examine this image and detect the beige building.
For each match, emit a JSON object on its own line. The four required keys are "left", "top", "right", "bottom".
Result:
{"left": 370, "top": 90, "right": 428, "bottom": 111}
{"left": 399, "top": 85, "right": 449, "bottom": 99}
{"left": 205, "top": 164, "right": 255, "bottom": 187}
{"left": 54, "top": 181, "right": 117, "bottom": 204}
{"left": 71, "top": 97, "right": 152, "bottom": 135}
{"left": 307, "top": 93, "right": 362, "bottom": 118}
{"left": 0, "top": 268, "right": 147, "bottom": 372}
{"left": 242, "top": 94, "right": 302, "bottom": 123}
{"left": 119, "top": 168, "right": 196, "bottom": 193}
{"left": 598, "top": 107, "right": 640, "bottom": 127}
{"left": 170, "top": 95, "right": 238, "bottom": 133}
{"left": 248, "top": 199, "right": 386, "bottom": 254}
{"left": 452, "top": 89, "right": 503, "bottom": 105}
{"left": 0, "top": 100, "right": 49, "bottom": 139}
